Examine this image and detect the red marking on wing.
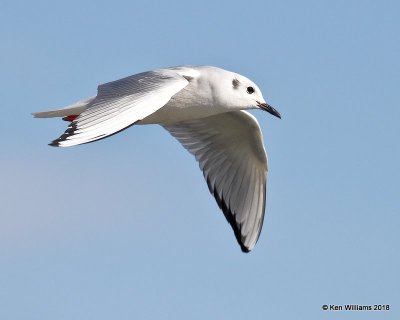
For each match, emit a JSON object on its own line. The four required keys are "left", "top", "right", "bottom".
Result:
{"left": 62, "top": 115, "right": 79, "bottom": 122}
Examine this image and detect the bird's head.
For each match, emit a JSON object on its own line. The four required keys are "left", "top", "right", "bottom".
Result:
{"left": 230, "top": 74, "right": 281, "bottom": 119}
{"left": 210, "top": 68, "right": 281, "bottom": 119}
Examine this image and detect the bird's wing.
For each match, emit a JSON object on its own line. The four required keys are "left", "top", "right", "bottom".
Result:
{"left": 50, "top": 69, "right": 189, "bottom": 147}
{"left": 163, "top": 110, "right": 268, "bottom": 252}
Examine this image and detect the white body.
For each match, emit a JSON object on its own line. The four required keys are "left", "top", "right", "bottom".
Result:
{"left": 141, "top": 67, "right": 223, "bottom": 124}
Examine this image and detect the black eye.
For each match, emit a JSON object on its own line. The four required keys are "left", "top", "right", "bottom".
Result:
{"left": 247, "top": 86, "right": 255, "bottom": 94}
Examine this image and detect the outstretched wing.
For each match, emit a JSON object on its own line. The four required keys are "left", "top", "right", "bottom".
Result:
{"left": 163, "top": 111, "right": 268, "bottom": 252}
{"left": 50, "top": 69, "right": 189, "bottom": 147}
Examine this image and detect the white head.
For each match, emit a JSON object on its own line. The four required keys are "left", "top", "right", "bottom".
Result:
{"left": 204, "top": 67, "right": 281, "bottom": 118}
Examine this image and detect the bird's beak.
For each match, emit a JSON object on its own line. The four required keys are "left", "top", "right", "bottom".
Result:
{"left": 257, "top": 101, "right": 281, "bottom": 119}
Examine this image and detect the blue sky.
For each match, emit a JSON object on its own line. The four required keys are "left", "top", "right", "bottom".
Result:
{"left": 1, "top": 0, "right": 399, "bottom": 319}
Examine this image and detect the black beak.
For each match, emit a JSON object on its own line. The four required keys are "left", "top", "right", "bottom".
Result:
{"left": 257, "top": 102, "right": 281, "bottom": 119}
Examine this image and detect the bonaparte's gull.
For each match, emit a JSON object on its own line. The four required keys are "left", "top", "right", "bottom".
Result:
{"left": 32, "top": 65, "right": 281, "bottom": 252}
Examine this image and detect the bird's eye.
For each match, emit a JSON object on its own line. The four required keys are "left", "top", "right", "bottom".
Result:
{"left": 247, "top": 86, "right": 255, "bottom": 94}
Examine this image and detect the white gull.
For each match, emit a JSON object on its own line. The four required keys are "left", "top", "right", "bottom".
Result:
{"left": 32, "top": 65, "right": 281, "bottom": 252}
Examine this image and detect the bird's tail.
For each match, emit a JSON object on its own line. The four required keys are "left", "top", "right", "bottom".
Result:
{"left": 31, "top": 96, "right": 95, "bottom": 120}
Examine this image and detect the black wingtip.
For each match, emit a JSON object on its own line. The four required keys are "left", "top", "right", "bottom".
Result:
{"left": 48, "top": 141, "right": 60, "bottom": 147}
{"left": 241, "top": 246, "right": 251, "bottom": 253}
{"left": 208, "top": 178, "right": 252, "bottom": 253}
{"left": 47, "top": 121, "right": 79, "bottom": 147}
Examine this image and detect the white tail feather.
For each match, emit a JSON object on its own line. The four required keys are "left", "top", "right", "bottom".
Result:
{"left": 32, "top": 96, "right": 95, "bottom": 118}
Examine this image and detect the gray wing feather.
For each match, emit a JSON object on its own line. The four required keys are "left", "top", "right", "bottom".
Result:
{"left": 51, "top": 70, "right": 189, "bottom": 147}
{"left": 163, "top": 110, "right": 268, "bottom": 252}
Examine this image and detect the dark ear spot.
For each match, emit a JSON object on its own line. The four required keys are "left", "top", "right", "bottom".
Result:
{"left": 232, "top": 78, "right": 240, "bottom": 89}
